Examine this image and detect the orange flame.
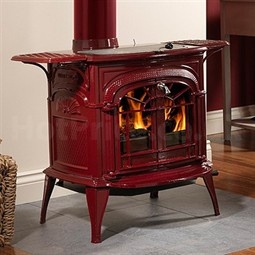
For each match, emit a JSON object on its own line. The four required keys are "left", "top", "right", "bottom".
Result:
{"left": 127, "top": 91, "right": 146, "bottom": 129}
{"left": 173, "top": 103, "right": 186, "bottom": 131}
{"left": 125, "top": 91, "right": 151, "bottom": 130}
{"left": 119, "top": 90, "right": 186, "bottom": 132}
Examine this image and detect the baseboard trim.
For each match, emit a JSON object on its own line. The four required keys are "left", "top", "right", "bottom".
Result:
{"left": 16, "top": 169, "right": 75, "bottom": 205}
{"left": 206, "top": 105, "right": 255, "bottom": 135}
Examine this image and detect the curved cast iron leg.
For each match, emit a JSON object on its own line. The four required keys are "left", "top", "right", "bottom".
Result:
{"left": 40, "top": 175, "right": 56, "bottom": 224}
{"left": 86, "top": 187, "right": 110, "bottom": 244}
{"left": 203, "top": 172, "right": 220, "bottom": 216}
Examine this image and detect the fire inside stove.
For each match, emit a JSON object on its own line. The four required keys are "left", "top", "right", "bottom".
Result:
{"left": 119, "top": 82, "right": 189, "bottom": 154}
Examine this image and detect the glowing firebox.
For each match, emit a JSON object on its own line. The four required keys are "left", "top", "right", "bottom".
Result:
{"left": 119, "top": 83, "right": 188, "bottom": 154}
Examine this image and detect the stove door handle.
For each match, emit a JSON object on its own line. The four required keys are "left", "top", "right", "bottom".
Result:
{"left": 157, "top": 82, "right": 171, "bottom": 95}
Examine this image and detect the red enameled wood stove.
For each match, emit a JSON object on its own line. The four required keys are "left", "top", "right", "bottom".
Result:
{"left": 12, "top": 0, "right": 228, "bottom": 244}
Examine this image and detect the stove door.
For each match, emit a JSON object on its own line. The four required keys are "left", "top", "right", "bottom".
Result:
{"left": 103, "top": 67, "right": 202, "bottom": 176}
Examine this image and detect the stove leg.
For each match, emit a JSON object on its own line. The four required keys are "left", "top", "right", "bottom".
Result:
{"left": 150, "top": 191, "right": 159, "bottom": 199}
{"left": 202, "top": 172, "right": 220, "bottom": 216}
{"left": 86, "top": 187, "right": 109, "bottom": 244}
{"left": 40, "top": 175, "right": 56, "bottom": 224}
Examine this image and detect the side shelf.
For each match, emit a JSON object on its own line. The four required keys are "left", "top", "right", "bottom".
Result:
{"left": 231, "top": 117, "right": 255, "bottom": 131}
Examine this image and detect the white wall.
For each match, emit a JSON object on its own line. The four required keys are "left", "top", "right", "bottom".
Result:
{"left": 117, "top": 0, "right": 206, "bottom": 45}
{"left": 0, "top": 0, "right": 206, "bottom": 204}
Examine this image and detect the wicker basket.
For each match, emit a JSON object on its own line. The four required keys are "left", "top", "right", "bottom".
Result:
{"left": 0, "top": 148, "right": 17, "bottom": 246}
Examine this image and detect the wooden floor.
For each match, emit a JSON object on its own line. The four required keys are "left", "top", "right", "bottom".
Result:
{"left": 0, "top": 246, "right": 30, "bottom": 255}
{"left": 209, "top": 129, "right": 255, "bottom": 198}
{"left": 228, "top": 247, "right": 255, "bottom": 255}
{"left": 0, "top": 130, "right": 254, "bottom": 255}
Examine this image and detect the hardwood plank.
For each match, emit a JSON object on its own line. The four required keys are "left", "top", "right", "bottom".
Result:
{"left": 209, "top": 130, "right": 255, "bottom": 198}
{"left": 0, "top": 245, "right": 31, "bottom": 255}
{"left": 228, "top": 247, "right": 255, "bottom": 255}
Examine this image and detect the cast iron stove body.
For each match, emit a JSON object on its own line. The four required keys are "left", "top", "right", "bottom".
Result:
{"left": 12, "top": 0, "right": 228, "bottom": 244}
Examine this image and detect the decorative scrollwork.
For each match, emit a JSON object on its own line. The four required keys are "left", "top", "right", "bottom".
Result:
{"left": 56, "top": 97, "right": 81, "bottom": 115}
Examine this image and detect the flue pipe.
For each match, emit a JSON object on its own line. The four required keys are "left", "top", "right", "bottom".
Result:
{"left": 73, "top": 0, "right": 119, "bottom": 52}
